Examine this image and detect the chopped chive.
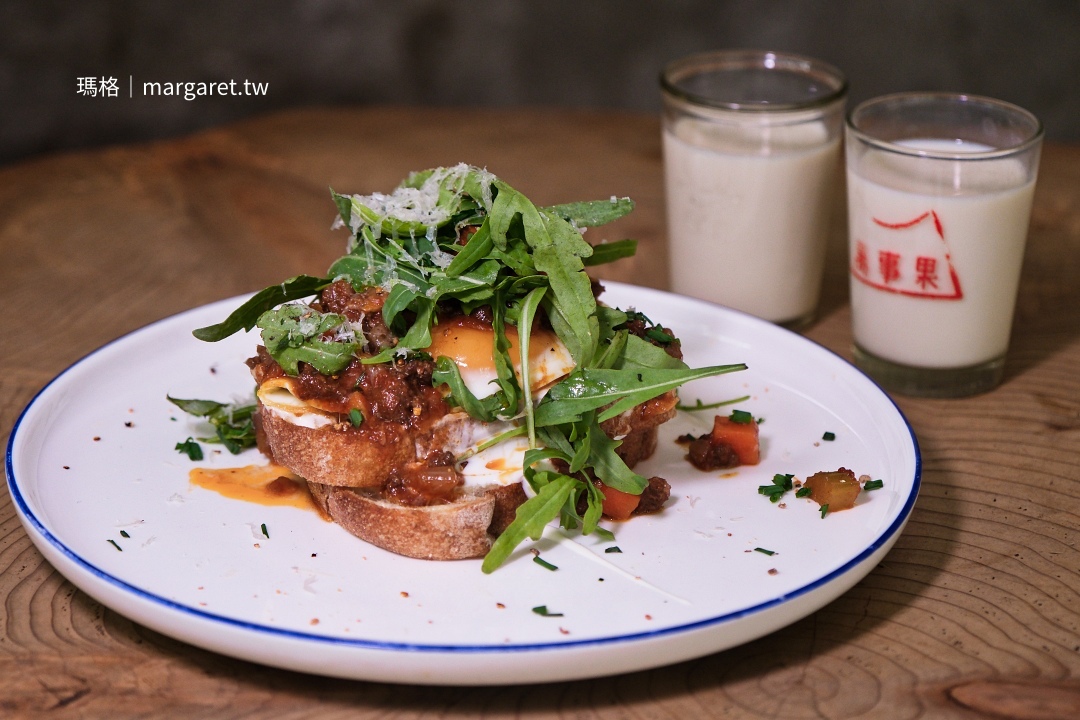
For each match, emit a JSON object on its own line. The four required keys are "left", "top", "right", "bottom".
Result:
{"left": 260, "top": 523, "right": 269, "bottom": 538}
{"left": 864, "top": 479, "right": 885, "bottom": 491}
{"left": 773, "top": 473, "right": 794, "bottom": 490}
{"left": 753, "top": 547, "right": 776, "bottom": 556}
{"left": 348, "top": 408, "right": 364, "bottom": 427}
{"left": 729, "top": 409, "right": 754, "bottom": 424}
{"left": 533, "top": 555, "right": 558, "bottom": 571}
{"left": 758, "top": 485, "right": 786, "bottom": 496}
{"left": 532, "top": 605, "right": 564, "bottom": 617}
{"left": 604, "top": 546, "right": 623, "bottom": 554}
{"left": 119, "top": 530, "right": 130, "bottom": 538}
{"left": 796, "top": 487, "right": 812, "bottom": 498}
{"left": 822, "top": 431, "right": 836, "bottom": 441}
{"left": 107, "top": 539, "right": 123, "bottom": 552}
{"left": 820, "top": 504, "right": 830, "bottom": 519}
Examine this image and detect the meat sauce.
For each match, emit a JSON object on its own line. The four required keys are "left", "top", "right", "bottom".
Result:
{"left": 248, "top": 279, "right": 678, "bottom": 512}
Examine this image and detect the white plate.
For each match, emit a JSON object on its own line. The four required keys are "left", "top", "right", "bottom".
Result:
{"left": 6, "top": 282, "right": 919, "bottom": 685}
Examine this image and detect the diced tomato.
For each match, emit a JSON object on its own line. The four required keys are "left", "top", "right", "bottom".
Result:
{"left": 598, "top": 482, "right": 641, "bottom": 521}
{"left": 710, "top": 416, "right": 760, "bottom": 466}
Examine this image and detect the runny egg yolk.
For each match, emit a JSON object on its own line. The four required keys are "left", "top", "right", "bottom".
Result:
{"left": 424, "top": 317, "right": 575, "bottom": 400}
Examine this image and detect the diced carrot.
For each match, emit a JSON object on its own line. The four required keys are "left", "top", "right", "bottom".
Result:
{"left": 710, "top": 416, "right": 760, "bottom": 466}
{"left": 598, "top": 482, "right": 641, "bottom": 521}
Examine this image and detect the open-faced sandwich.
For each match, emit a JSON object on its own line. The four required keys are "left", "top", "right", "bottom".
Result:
{"left": 192, "top": 164, "right": 744, "bottom": 571}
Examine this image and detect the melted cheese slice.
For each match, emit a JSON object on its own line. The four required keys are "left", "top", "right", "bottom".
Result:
{"left": 257, "top": 378, "right": 335, "bottom": 429}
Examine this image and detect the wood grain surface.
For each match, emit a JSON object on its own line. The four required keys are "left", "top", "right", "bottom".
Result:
{"left": 1, "top": 107, "right": 1078, "bottom": 719}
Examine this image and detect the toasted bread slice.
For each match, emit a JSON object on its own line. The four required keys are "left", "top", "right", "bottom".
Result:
{"left": 258, "top": 386, "right": 674, "bottom": 561}
{"left": 258, "top": 402, "right": 415, "bottom": 488}
{"left": 308, "top": 481, "right": 528, "bottom": 560}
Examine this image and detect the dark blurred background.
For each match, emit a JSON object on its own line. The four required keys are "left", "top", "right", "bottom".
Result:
{"left": 3, "top": 0, "right": 1078, "bottom": 167}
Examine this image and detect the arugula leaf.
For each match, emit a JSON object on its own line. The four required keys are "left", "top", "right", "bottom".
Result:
{"left": 534, "top": 364, "right": 747, "bottom": 427}
{"left": 175, "top": 437, "right": 203, "bottom": 461}
{"left": 431, "top": 356, "right": 499, "bottom": 422}
{"left": 482, "top": 473, "right": 577, "bottom": 573}
{"left": 256, "top": 304, "right": 358, "bottom": 375}
{"left": 585, "top": 419, "right": 648, "bottom": 494}
{"left": 167, "top": 395, "right": 257, "bottom": 454}
{"left": 363, "top": 300, "right": 435, "bottom": 364}
{"left": 542, "top": 197, "right": 634, "bottom": 227}
{"left": 517, "top": 286, "right": 548, "bottom": 447}
{"left": 192, "top": 275, "right": 331, "bottom": 342}
{"left": 618, "top": 334, "right": 687, "bottom": 370}
{"left": 444, "top": 219, "right": 493, "bottom": 277}
{"left": 582, "top": 238, "right": 638, "bottom": 267}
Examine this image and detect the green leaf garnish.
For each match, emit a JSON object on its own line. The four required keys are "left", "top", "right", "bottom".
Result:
{"left": 256, "top": 304, "right": 358, "bottom": 375}
{"left": 542, "top": 197, "right": 634, "bottom": 227}
{"left": 193, "top": 275, "right": 331, "bottom": 342}
{"left": 482, "top": 473, "right": 577, "bottom": 573}
{"left": 174, "top": 437, "right": 203, "bottom": 461}
{"left": 167, "top": 396, "right": 256, "bottom": 454}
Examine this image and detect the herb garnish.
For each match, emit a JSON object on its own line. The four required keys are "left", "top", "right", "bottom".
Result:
{"left": 864, "top": 479, "right": 885, "bottom": 491}
{"left": 795, "top": 487, "right": 812, "bottom": 498}
{"left": 168, "top": 396, "right": 256, "bottom": 454}
{"left": 533, "top": 555, "right": 558, "bottom": 571}
{"left": 175, "top": 437, "right": 204, "bottom": 461}
{"left": 348, "top": 408, "right": 364, "bottom": 427}
{"left": 753, "top": 547, "right": 776, "bottom": 556}
{"left": 822, "top": 431, "right": 836, "bottom": 441}
{"left": 604, "top": 546, "right": 623, "bottom": 554}
{"left": 107, "top": 539, "right": 123, "bottom": 552}
{"left": 729, "top": 409, "right": 754, "bottom": 424}
{"left": 532, "top": 605, "right": 564, "bottom": 617}
{"left": 758, "top": 473, "right": 794, "bottom": 503}
{"left": 120, "top": 530, "right": 130, "bottom": 538}
{"left": 191, "top": 164, "right": 748, "bottom": 572}
{"left": 261, "top": 523, "right": 269, "bottom": 538}
{"left": 820, "top": 504, "right": 830, "bottom": 519}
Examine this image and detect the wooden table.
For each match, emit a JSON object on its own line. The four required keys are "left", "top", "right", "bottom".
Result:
{"left": 2, "top": 107, "right": 1078, "bottom": 719}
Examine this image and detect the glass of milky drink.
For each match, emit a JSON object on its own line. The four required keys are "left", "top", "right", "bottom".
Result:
{"left": 846, "top": 93, "right": 1043, "bottom": 397}
{"left": 661, "top": 50, "right": 847, "bottom": 329}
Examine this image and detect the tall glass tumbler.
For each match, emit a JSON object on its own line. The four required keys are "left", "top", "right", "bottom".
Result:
{"left": 846, "top": 93, "right": 1043, "bottom": 397}
{"left": 662, "top": 50, "right": 847, "bottom": 328}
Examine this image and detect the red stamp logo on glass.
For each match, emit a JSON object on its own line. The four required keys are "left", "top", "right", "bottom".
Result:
{"left": 851, "top": 211, "right": 963, "bottom": 300}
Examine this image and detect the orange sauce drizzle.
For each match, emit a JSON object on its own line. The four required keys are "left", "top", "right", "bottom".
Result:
{"left": 189, "top": 464, "right": 318, "bottom": 512}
